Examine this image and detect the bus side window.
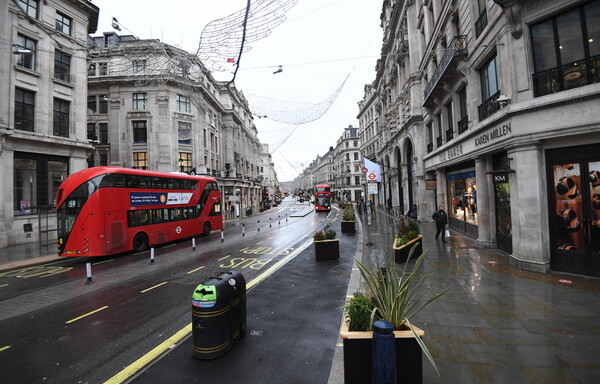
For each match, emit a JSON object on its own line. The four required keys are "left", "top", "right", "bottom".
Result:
{"left": 151, "top": 209, "right": 162, "bottom": 224}
{"left": 196, "top": 204, "right": 202, "bottom": 218}
{"left": 139, "top": 210, "right": 150, "bottom": 225}
{"left": 210, "top": 202, "right": 222, "bottom": 217}
{"left": 128, "top": 211, "right": 140, "bottom": 227}
{"left": 171, "top": 208, "right": 182, "bottom": 221}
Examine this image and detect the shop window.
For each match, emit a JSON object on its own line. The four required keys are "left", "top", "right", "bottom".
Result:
{"left": 447, "top": 172, "right": 478, "bottom": 225}
{"left": 14, "top": 154, "right": 68, "bottom": 214}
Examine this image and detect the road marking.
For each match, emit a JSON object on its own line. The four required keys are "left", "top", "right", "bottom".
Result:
{"left": 0, "top": 284, "right": 8, "bottom": 288}
{"left": 103, "top": 324, "right": 192, "bottom": 384}
{"left": 256, "top": 241, "right": 263, "bottom": 245}
{"left": 336, "top": 343, "right": 343, "bottom": 347}
{"left": 164, "top": 244, "right": 176, "bottom": 248}
{"left": 0, "top": 345, "right": 11, "bottom": 352}
{"left": 0, "top": 266, "right": 73, "bottom": 278}
{"left": 217, "top": 255, "right": 230, "bottom": 261}
{"left": 66, "top": 306, "right": 109, "bottom": 324}
{"left": 93, "top": 259, "right": 115, "bottom": 266}
{"left": 104, "top": 239, "right": 312, "bottom": 383}
{"left": 140, "top": 282, "right": 168, "bottom": 293}
{"left": 186, "top": 266, "right": 205, "bottom": 274}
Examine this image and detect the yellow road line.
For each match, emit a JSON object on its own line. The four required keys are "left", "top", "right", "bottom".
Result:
{"left": 186, "top": 266, "right": 205, "bottom": 274}
{"left": 0, "top": 345, "right": 11, "bottom": 352}
{"left": 336, "top": 343, "right": 343, "bottom": 347}
{"left": 105, "top": 240, "right": 312, "bottom": 383}
{"left": 0, "top": 284, "right": 8, "bottom": 288}
{"left": 140, "top": 282, "right": 167, "bottom": 293}
{"left": 217, "top": 255, "right": 230, "bottom": 261}
{"left": 93, "top": 259, "right": 114, "bottom": 266}
{"left": 256, "top": 241, "right": 263, "bottom": 245}
{"left": 66, "top": 306, "right": 109, "bottom": 324}
{"left": 103, "top": 324, "right": 192, "bottom": 384}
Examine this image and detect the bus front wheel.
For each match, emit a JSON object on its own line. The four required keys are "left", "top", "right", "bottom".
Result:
{"left": 133, "top": 233, "right": 149, "bottom": 253}
{"left": 203, "top": 222, "right": 211, "bottom": 236}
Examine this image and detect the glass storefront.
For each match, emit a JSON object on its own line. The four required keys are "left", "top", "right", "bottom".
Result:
{"left": 447, "top": 171, "right": 478, "bottom": 226}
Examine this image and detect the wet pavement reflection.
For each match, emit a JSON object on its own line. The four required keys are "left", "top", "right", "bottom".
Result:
{"left": 357, "top": 205, "right": 600, "bottom": 384}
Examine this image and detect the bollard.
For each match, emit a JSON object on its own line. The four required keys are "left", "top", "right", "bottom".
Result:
{"left": 257, "top": 220, "right": 260, "bottom": 232}
{"left": 221, "top": 229, "right": 224, "bottom": 242}
{"left": 192, "top": 237, "right": 196, "bottom": 251}
{"left": 242, "top": 223, "right": 245, "bottom": 237}
{"left": 150, "top": 247, "right": 155, "bottom": 264}
{"left": 85, "top": 262, "right": 94, "bottom": 285}
{"left": 372, "top": 320, "right": 396, "bottom": 384}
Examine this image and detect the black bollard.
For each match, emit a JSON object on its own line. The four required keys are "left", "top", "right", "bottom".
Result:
{"left": 257, "top": 220, "right": 260, "bottom": 231}
{"left": 372, "top": 320, "right": 396, "bottom": 384}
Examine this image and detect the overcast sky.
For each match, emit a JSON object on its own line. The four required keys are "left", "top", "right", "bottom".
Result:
{"left": 91, "top": 0, "right": 383, "bottom": 182}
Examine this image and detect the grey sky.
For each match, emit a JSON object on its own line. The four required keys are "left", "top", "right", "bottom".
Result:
{"left": 92, "top": 0, "right": 382, "bottom": 181}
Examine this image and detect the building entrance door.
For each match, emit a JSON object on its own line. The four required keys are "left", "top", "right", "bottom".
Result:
{"left": 548, "top": 145, "right": 600, "bottom": 277}
{"left": 494, "top": 182, "right": 512, "bottom": 254}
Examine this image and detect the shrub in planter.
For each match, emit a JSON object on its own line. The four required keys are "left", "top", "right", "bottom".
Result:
{"left": 341, "top": 246, "right": 452, "bottom": 383}
{"left": 341, "top": 205, "right": 356, "bottom": 234}
{"left": 313, "top": 229, "right": 339, "bottom": 261}
{"left": 393, "top": 217, "right": 422, "bottom": 262}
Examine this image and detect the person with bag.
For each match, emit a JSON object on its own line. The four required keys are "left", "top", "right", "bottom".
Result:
{"left": 432, "top": 206, "right": 448, "bottom": 243}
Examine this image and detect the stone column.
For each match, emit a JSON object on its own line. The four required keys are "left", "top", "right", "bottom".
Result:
{"left": 508, "top": 142, "right": 550, "bottom": 273}
{"left": 475, "top": 156, "right": 494, "bottom": 247}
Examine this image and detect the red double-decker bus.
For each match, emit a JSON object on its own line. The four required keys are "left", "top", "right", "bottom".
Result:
{"left": 56, "top": 167, "right": 222, "bottom": 257}
{"left": 314, "top": 184, "right": 332, "bottom": 212}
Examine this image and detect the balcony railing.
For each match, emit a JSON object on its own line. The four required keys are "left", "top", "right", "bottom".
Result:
{"left": 446, "top": 128, "right": 454, "bottom": 142}
{"left": 532, "top": 54, "right": 600, "bottom": 97}
{"left": 457, "top": 116, "right": 468, "bottom": 134}
{"left": 475, "top": 10, "right": 488, "bottom": 38}
{"left": 423, "top": 36, "right": 468, "bottom": 106}
{"left": 427, "top": 143, "right": 433, "bottom": 153}
{"left": 478, "top": 90, "right": 501, "bottom": 122}
{"left": 436, "top": 136, "right": 443, "bottom": 147}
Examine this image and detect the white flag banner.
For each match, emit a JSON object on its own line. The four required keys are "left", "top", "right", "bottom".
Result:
{"left": 364, "top": 158, "right": 381, "bottom": 182}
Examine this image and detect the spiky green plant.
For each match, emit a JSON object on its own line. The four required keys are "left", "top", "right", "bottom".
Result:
{"left": 355, "top": 244, "right": 452, "bottom": 375}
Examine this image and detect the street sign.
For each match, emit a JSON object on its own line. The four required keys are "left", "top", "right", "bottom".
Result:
{"left": 368, "top": 172, "right": 377, "bottom": 181}
{"left": 362, "top": 167, "right": 368, "bottom": 174}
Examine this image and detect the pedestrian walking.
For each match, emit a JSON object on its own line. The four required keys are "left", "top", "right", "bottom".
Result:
{"left": 432, "top": 206, "right": 448, "bottom": 242}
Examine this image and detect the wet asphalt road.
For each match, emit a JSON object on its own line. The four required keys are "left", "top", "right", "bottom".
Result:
{"left": 0, "top": 199, "right": 330, "bottom": 383}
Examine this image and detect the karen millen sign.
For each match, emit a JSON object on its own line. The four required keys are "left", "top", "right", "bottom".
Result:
{"left": 475, "top": 122, "right": 512, "bottom": 147}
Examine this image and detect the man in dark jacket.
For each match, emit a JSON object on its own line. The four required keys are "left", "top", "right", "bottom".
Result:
{"left": 432, "top": 206, "right": 448, "bottom": 242}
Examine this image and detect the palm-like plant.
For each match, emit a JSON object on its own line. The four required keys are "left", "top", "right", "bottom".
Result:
{"left": 354, "top": 244, "right": 452, "bottom": 375}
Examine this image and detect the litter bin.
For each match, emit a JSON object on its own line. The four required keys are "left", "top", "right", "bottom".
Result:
{"left": 192, "top": 271, "right": 246, "bottom": 360}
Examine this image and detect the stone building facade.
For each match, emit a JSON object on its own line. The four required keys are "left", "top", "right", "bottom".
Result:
{"left": 359, "top": 0, "right": 600, "bottom": 277}
{"left": 0, "top": 0, "right": 99, "bottom": 247}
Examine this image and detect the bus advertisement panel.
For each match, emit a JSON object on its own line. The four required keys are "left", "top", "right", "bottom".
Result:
{"left": 314, "top": 184, "right": 331, "bottom": 212}
{"left": 56, "top": 167, "right": 222, "bottom": 257}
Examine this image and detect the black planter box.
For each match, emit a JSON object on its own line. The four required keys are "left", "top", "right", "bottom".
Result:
{"left": 393, "top": 235, "right": 423, "bottom": 263}
{"left": 341, "top": 320, "right": 423, "bottom": 384}
{"left": 341, "top": 221, "right": 356, "bottom": 234}
{"left": 314, "top": 239, "right": 339, "bottom": 261}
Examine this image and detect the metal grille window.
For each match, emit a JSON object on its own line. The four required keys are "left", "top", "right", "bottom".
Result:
{"left": 178, "top": 121, "right": 192, "bottom": 144}
{"left": 16, "top": 34, "right": 36, "bottom": 70}
{"left": 17, "top": 0, "right": 38, "bottom": 18}
{"left": 98, "top": 62, "right": 108, "bottom": 76}
{"left": 133, "top": 152, "right": 148, "bottom": 170}
{"left": 15, "top": 88, "right": 35, "bottom": 132}
{"left": 132, "top": 60, "right": 146, "bottom": 73}
{"left": 176, "top": 95, "right": 191, "bottom": 113}
{"left": 55, "top": 11, "right": 71, "bottom": 35}
{"left": 132, "top": 93, "right": 147, "bottom": 110}
{"left": 478, "top": 55, "right": 501, "bottom": 121}
{"left": 132, "top": 121, "right": 147, "bottom": 143}
{"left": 53, "top": 98, "right": 70, "bottom": 137}
{"left": 88, "top": 63, "right": 96, "bottom": 76}
{"left": 54, "top": 51, "right": 71, "bottom": 82}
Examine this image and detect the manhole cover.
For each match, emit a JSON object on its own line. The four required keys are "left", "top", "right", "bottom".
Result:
{"left": 250, "top": 330, "right": 264, "bottom": 336}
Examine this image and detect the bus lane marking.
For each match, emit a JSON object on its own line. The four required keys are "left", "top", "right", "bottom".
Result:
{"left": 66, "top": 306, "right": 109, "bottom": 324}
{"left": 0, "top": 345, "right": 11, "bottom": 352}
{"left": 0, "top": 266, "right": 73, "bottom": 279}
{"left": 104, "top": 240, "right": 311, "bottom": 383}
{"left": 140, "top": 282, "right": 168, "bottom": 293}
{"left": 186, "top": 266, "right": 205, "bottom": 274}
{"left": 217, "top": 255, "right": 230, "bottom": 261}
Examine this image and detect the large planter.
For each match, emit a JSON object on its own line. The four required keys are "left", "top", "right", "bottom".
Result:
{"left": 341, "top": 220, "right": 356, "bottom": 234}
{"left": 393, "top": 235, "right": 423, "bottom": 263}
{"left": 340, "top": 317, "right": 424, "bottom": 384}
{"left": 314, "top": 239, "right": 339, "bottom": 261}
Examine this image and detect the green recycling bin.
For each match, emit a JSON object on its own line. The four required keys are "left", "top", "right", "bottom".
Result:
{"left": 192, "top": 271, "right": 246, "bottom": 360}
